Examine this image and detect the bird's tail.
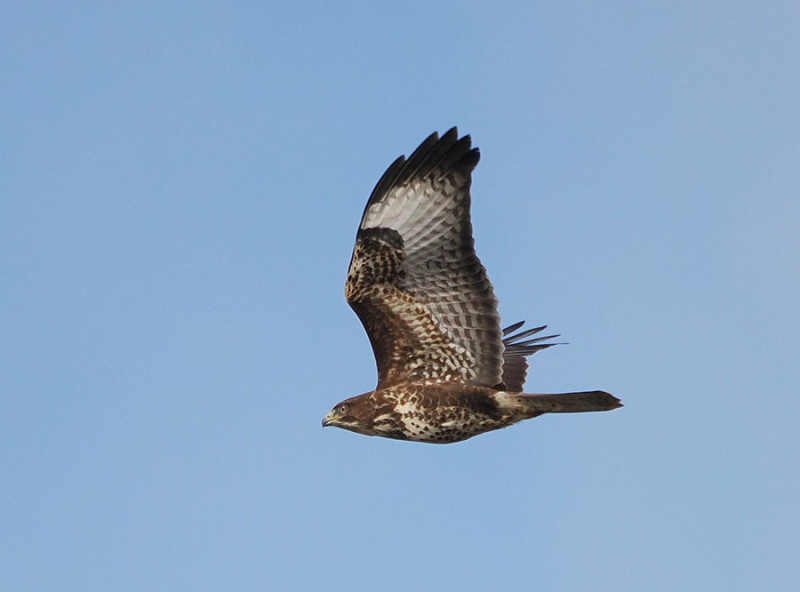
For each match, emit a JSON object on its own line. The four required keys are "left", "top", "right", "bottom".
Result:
{"left": 501, "top": 390, "right": 622, "bottom": 418}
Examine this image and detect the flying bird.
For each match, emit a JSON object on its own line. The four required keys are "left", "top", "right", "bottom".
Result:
{"left": 322, "top": 129, "right": 621, "bottom": 443}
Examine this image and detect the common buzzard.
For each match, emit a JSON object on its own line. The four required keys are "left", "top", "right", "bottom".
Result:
{"left": 322, "top": 129, "right": 621, "bottom": 443}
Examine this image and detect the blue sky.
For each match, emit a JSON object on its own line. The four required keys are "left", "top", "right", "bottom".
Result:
{"left": 2, "top": 2, "right": 799, "bottom": 590}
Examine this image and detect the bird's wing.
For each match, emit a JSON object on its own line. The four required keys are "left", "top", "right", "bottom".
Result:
{"left": 346, "top": 128, "right": 503, "bottom": 389}
{"left": 499, "top": 322, "right": 560, "bottom": 392}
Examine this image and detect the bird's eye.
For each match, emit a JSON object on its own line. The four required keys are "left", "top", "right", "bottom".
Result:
{"left": 338, "top": 404, "right": 349, "bottom": 415}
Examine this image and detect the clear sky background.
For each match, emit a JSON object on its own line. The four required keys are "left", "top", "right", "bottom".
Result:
{"left": 2, "top": 2, "right": 799, "bottom": 591}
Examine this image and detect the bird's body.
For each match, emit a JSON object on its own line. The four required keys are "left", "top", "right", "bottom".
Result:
{"left": 328, "top": 384, "right": 618, "bottom": 444}
{"left": 323, "top": 129, "right": 621, "bottom": 443}
{"left": 331, "top": 384, "right": 510, "bottom": 443}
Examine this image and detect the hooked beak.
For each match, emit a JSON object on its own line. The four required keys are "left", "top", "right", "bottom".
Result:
{"left": 322, "top": 414, "right": 334, "bottom": 428}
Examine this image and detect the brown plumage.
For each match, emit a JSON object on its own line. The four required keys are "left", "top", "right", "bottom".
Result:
{"left": 322, "top": 129, "right": 621, "bottom": 443}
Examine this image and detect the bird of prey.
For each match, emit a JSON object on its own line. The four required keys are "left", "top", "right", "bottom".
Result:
{"left": 322, "top": 128, "right": 621, "bottom": 443}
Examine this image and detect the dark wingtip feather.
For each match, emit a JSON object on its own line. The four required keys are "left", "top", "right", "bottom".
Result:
{"left": 363, "top": 130, "right": 480, "bottom": 222}
{"left": 502, "top": 320, "right": 526, "bottom": 336}
{"left": 499, "top": 321, "right": 565, "bottom": 391}
{"left": 501, "top": 322, "right": 562, "bottom": 351}
{"left": 365, "top": 155, "right": 407, "bottom": 216}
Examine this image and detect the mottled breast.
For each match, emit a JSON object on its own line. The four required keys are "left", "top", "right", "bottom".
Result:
{"left": 371, "top": 384, "right": 514, "bottom": 443}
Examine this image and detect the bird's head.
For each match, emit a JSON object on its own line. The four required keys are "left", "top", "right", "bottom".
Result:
{"left": 322, "top": 394, "right": 375, "bottom": 436}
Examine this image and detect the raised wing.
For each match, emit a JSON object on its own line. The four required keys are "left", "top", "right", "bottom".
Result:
{"left": 345, "top": 128, "right": 503, "bottom": 388}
